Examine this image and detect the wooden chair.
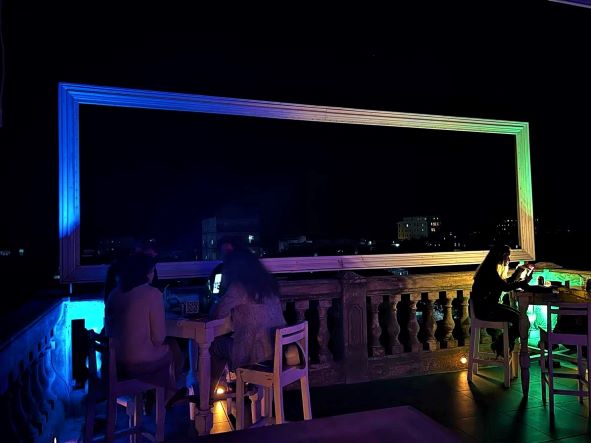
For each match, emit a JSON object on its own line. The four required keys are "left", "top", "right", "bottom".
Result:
{"left": 235, "top": 321, "right": 312, "bottom": 430}
{"left": 467, "top": 303, "right": 514, "bottom": 388}
{"left": 84, "top": 330, "right": 166, "bottom": 442}
{"left": 539, "top": 302, "right": 591, "bottom": 414}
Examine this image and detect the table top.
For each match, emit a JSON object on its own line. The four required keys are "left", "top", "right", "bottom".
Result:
{"left": 516, "top": 286, "right": 590, "bottom": 305}
{"left": 195, "top": 406, "right": 460, "bottom": 443}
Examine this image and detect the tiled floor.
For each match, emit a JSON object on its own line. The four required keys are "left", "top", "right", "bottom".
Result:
{"left": 60, "top": 362, "right": 591, "bottom": 442}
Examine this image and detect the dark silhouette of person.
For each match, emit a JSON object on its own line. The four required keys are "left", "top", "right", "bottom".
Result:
{"left": 471, "top": 244, "right": 533, "bottom": 356}
{"left": 207, "top": 236, "right": 248, "bottom": 303}
{"left": 104, "top": 238, "right": 160, "bottom": 303}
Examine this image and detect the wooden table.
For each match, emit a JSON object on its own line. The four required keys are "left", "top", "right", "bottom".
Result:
{"left": 515, "top": 287, "right": 589, "bottom": 397}
{"left": 166, "top": 314, "right": 232, "bottom": 435}
{"left": 197, "top": 405, "right": 460, "bottom": 443}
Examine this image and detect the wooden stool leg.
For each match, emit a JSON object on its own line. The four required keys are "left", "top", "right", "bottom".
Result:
{"left": 540, "top": 341, "right": 546, "bottom": 404}
{"left": 106, "top": 395, "right": 117, "bottom": 442}
{"left": 84, "top": 389, "right": 96, "bottom": 443}
{"left": 300, "top": 377, "right": 312, "bottom": 420}
{"left": 155, "top": 387, "right": 165, "bottom": 442}
{"left": 467, "top": 325, "right": 476, "bottom": 382}
{"left": 577, "top": 346, "right": 584, "bottom": 403}
{"left": 264, "top": 387, "right": 273, "bottom": 421}
{"left": 273, "top": 384, "right": 284, "bottom": 425}
{"left": 503, "top": 325, "right": 510, "bottom": 388}
{"left": 236, "top": 371, "right": 245, "bottom": 430}
{"left": 131, "top": 394, "right": 142, "bottom": 443}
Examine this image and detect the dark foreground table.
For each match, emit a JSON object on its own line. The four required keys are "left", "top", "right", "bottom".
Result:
{"left": 193, "top": 405, "right": 461, "bottom": 443}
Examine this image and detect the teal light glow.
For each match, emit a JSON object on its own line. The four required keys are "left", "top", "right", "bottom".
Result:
{"left": 64, "top": 299, "right": 105, "bottom": 333}
{"left": 57, "top": 298, "right": 105, "bottom": 386}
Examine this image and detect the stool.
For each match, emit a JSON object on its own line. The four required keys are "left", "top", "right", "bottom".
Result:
{"left": 467, "top": 303, "right": 513, "bottom": 388}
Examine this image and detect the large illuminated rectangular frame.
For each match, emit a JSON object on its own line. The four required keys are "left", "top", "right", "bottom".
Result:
{"left": 59, "top": 82, "right": 535, "bottom": 283}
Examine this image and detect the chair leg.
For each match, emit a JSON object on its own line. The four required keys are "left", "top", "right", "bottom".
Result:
{"left": 155, "top": 387, "right": 165, "bottom": 442}
{"left": 84, "top": 387, "right": 96, "bottom": 443}
{"left": 236, "top": 371, "right": 245, "bottom": 430}
{"left": 467, "top": 325, "right": 476, "bottom": 382}
{"left": 474, "top": 328, "right": 481, "bottom": 375}
{"left": 577, "top": 346, "right": 584, "bottom": 403}
{"left": 300, "top": 377, "right": 312, "bottom": 420}
{"left": 503, "top": 326, "right": 510, "bottom": 388}
{"left": 587, "top": 346, "right": 591, "bottom": 415}
{"left": 540, "top": 341, "right": 546, "bottom": 404}
{"left": 264, "top": 387, "right": 273, "bottom": 421}
{"left": 106, "top": 395, "right": 117, "bottom": 442}
{"left": 273, "top": 384, "right": 284, "bottom": 425}
{"left": 548, "top": 342, "right": 555, "bottom": 414}
{"left": 131, "top": 394, "right": 143, "bottom": 443}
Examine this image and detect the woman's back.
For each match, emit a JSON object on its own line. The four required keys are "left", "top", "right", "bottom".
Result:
{"left": 105, "top": 283, "right": 169, "bottom": 366}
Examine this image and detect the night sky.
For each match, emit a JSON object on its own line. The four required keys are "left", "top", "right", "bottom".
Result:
{"left": 1, "top": 2, "right": 591, "bottom": 295}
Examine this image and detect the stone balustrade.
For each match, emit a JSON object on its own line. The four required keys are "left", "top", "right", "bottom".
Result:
{"left": 0, "top": 301, "right": 66, "bottom": 442}
{"left": 2, "top": 266, "right": 590, "bottom": 438}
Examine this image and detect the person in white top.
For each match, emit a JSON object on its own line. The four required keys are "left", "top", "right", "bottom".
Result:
{"left": 105, "top": 253, "right": 183, "bottom": 400}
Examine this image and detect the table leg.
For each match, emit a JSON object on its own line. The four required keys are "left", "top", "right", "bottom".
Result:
{"left": 195, "top": 341, "right": 213, "bottom": 435}
{"left": 518, "top": 295, "right": 531, "bottom": 396}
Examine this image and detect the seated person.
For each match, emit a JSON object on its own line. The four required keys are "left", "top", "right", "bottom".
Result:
{"left": 471, "top": 244, "right": 533, "bottom": 357}
{"left": 208, "top": 249, "right": 287, "bottom": 401}
{"left": 104, "top": 253, "right": 184, "bottom": 404}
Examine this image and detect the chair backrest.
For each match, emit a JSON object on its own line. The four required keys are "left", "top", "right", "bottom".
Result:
{"left": 273, "top": 322, "right": 308, "bottom": 376}
{"left": 546, "top": 302, "right": 591, "bottom": 345}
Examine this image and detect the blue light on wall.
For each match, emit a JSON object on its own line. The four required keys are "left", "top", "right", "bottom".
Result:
{"left": 56, "top": 298, "right": 105, "bottom": 387}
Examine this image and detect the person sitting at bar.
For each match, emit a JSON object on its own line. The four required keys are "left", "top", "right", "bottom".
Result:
{"left": 104, "top": 252, "right": 185, "bottom": 405}
{"left": 208, "top": 249, "right": 287, "bottom": 401}
{"left": 471, "top": 244, "right": 533, "bottom": 357}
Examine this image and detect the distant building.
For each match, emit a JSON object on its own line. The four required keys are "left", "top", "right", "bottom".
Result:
{"left": 97, "top": 236, "right": 135, "bottom": 257}
{"left": 397, "top": 216, "right": 441, "bottom": 241}
{"left": 278, "top": 235, "right": 312, "bottom": 253}
{"left": 201, "top": 216, "right": 260, "bottom": 260}
{"left": 495, "top": 218, "right": 519, "bottom": 247}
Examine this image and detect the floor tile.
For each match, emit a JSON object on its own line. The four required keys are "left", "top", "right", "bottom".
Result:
{"left": 503, "top": 403, "right": 591, "bottom": 440}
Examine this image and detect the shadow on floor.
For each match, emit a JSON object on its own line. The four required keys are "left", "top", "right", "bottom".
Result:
{"left": 61, "top": 364, "right": 591, "bottom": 442}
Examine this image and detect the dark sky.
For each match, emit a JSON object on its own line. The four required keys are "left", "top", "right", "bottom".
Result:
{"left": 79, "top": 105, "right": 516, "bottom": 253}
{"left": 1, "top": 1, "right": 591, "bottom": 278}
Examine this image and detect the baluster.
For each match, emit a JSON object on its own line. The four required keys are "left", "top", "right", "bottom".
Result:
{"left": 23, "top": 360, "right": 45, "bottom": 434}
{"left": 407, "top": 295, "right": 421, "bottom": 353}
{"left": 15, "top": 370, "right": 38, "bottom": 440}
{"left": 480, "top": 328, "right": 493, "bottom": 345}
{"left": 440, "top": 292, "right": 458, "bottom": 348}
{"left": 423, "top": 294, "right": 439, "bottom": 351}
{"left": 295, "top": 300, "right": 309, "bottom": 324}
{"left": 40, "top": 346, "right": 58, "bottom": 409}
{"left": 387, "top": 294, "right": 403, "bottom": 354}
{"left": 317, "top": 299, "right": 333, "bottom": 364}
{"left": 368, "top": 296, "right": 384, "bottom": 357}
{"left": 0, "top": 378, "right": 20, "bottom": 440}
{"left": 460, "top": 294, "right": 471, "bottom": 344}
{"left": 30, "top": 358, "right": 50, "bottom": 422}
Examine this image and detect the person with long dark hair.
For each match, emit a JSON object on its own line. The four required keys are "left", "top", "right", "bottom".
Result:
{"left": 472, "top": 244, "right": 533, "bottom": 357}
{"left": 208, "top": 249, "right": 286, "bottom": 399}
